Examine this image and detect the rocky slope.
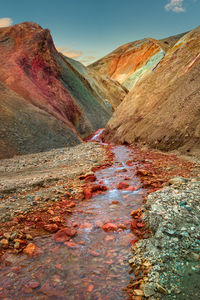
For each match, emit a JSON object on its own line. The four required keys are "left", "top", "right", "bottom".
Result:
{"left": 0, "top": 22, "right": 126, "bottom": 158}
{"left": 89, "top": 33, "right": 184, "bottom": 91}
{"left": 102, "top": 26, "right": 200, "bottom": 157}
{"left": 0, "top": 82, "right": 81, "bottom": 159}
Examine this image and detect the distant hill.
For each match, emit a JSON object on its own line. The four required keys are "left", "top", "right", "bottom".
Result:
{"left": 89, "top": 32, "right": 185, "bottom": 91}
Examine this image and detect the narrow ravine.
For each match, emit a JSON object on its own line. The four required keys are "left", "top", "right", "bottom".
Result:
{"left": 0, "top": 130, "right": 197, "bottom": 299}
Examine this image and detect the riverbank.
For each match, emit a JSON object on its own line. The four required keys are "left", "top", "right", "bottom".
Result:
{"left": 0, "top": 142, "right": 109, "bottom": 258}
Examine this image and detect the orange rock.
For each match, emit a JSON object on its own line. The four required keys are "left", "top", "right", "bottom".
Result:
{"left": 23, "top": 243, "right": 41, "bottom": 257}
{"left": 44, "top": 224, "right": 59, "bottom": 233}
{"left": 53, "top": 228, "right": 77, "bottom": 243}
{"left": 87, "top": 285, "right": 94, "bottom": 292}
{"left": 102, "top": 223, "right": 118, "bottom": 232}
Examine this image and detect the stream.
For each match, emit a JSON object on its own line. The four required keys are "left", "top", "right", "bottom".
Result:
{"left": 0, "top": 130, "right": 148, "bottom": 299}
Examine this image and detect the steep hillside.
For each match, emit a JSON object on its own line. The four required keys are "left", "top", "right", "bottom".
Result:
{"left": 0, "top": 23, "right": 111, "bottom": 137}
{"left": 0, "top": 22, "right": 122, "bottom": 158}
{"left": 0, "top": 82, "right": 81, "bottom": 159}
{"left": 89, "top": 33, "right": 185, "bottom": 91}
{"left": 64, "top": 56, "right": 128, "bottom": 110}
{"left": 102, "top": 27, "right": 200, "bottom": 156}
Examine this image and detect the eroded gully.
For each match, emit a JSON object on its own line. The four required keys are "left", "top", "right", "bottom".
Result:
{"left": 0, "top": 129, "right": 153, "bottom": 299}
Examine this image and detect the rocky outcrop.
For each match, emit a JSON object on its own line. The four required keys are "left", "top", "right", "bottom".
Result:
{"left": 102, "top": 27, "right": 200, "bottom": 156}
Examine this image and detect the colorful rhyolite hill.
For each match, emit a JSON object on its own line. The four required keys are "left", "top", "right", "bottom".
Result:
{"left": 89, "top": 33, "right": 185, "bottom": 91}
{"left": 0, "top": 22, "right": 126, "bottom": 158}
{"left": 102, "top": 26, "right": 200, "bottom": 156}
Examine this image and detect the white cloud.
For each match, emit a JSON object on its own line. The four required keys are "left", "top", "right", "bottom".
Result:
{"left": 56, "top": 46, "right": 83, "bottom": 59}
{"left": 165, "top": 0, "right": 186, "bottom": 12}
{"left": 0, "top": 18, "right": 12, "bottom": 28}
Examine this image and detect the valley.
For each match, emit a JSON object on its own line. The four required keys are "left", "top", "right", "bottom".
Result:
{"left": 0, "top": 21, "right": 200, "bottom": 299}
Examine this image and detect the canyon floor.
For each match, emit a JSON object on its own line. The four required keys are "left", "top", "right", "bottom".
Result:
{"left": 0, "top": 131, "right": 199, "bottom": 299}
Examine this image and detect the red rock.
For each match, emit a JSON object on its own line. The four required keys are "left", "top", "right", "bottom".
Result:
{"left": 85, "top": 175, "right": 97, "bottom": 182}
{"left": 64, "top": 241, "right": 79, "bottom": 248}
{"left": 137, "top": 222, "right": 145, "bottom": 228}
{"left": 89, "top": 250, "right": 100, "bottom": 257}
{"left": 102, "top": 223, "right": 118, "bottom": 232}
{"left": 117, "top": 182, "right": 129, "bottom": 189}
{"left": 53, "top": 228, "right": 77, "bottom": 243}
{"left": 130, "top": 239, "right": 139, "bottom": 246}
{"left": 67, "top": 201, "right": 76, "bottom": 208}
{"left": 83, "top": 187, "right": 92, "bottom": 199}
{"left": 92, "top": 184, "right": 107, "bottom": 192}
{"left": 44, "top": 224, "right": 59, "bottom": 233}
{"left": 126, "top": 160, "right": 134, "bottom": 166}
{"left": 29, "top": 281, "right": 40, "bottom": 289}
{"left": 131, "top": 221, "right": 138, "bottom": 230}
{"left": 126, "top": 186, "right": 135, "bottom": 191}
{"left": 111, "top": 200, "right": 119, "bottom": 204}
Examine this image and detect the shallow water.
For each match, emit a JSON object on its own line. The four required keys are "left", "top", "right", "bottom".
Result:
{"left": 0, "top": 130, "right": 147, "bottom": 299}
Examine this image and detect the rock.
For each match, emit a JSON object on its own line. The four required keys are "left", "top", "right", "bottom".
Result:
{"left": 66, "top": 202, "right": 76, "bottom": 208}
{"left": 168, "top": 177, "right": 186, "bottom": 185}
{"left": 89, "top": 250, "right": 100, "bottom": 257}
{"left": 129, "top": 258, "right": 135, "bottom": 264}
{"left": 143, "top": 283, "right": 155, "bottom": 297}
{"left": 53, "top": 228, "right": 77, "bottom": 243}
{"left": 44, "top": 224, "right": 59, "bottom": 233}
{"left": 0, "top": 238, "right": 9, "bottom": 248}
{"left": 102, "top": 223, "right": 118, "bottom": 232}
{"left": 83, "top": 187, "right": 92, "bottom": 199}
{"left": 118, "top": 224, "right": 127, "bottom": 230}
{"left": 156, "top": 283, "right": 168, "bottom": 294}
{"left": 14, "top": 242, "right": 20, "bottom": 249}
{"left": 23, "top": 243, "right": 41, "bottom": 257}
{"left": 26, "top": 234, "right": 33, "bottom": 240}
{"left": 3, "top": 233, "right": 11, "bottom": 240}
{"left": 49, "top": 216, "right": 62, "bottom": 223}
{"left": 117, "top": 182, "right": 129, "bottom": 189}
{"left": 29, "top": 281, "right": 40, "bottom": 289}
{"left": 133, "top": 289, "right": 144, "bottom": 296}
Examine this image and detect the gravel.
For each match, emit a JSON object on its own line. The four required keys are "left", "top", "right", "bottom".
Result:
{"left": 0, "top": 142, "right": 107, "bottom": 223}
{"left": 129, "top": 177, "right": 200, "bottom": 299}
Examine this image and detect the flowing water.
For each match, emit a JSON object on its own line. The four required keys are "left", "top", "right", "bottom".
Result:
{"left": 0, "top": 130, "right": 148, "bottom": 299}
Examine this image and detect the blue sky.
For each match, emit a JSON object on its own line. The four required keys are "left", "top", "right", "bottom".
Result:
{"left": 0, "top": 0, "right": 199, "bottom": 64}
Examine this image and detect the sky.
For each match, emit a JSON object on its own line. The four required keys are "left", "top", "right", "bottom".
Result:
{"left": 0, "top": 0, "right": 199, "bottom": 65}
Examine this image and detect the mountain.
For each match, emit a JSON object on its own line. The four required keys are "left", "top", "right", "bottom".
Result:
{"left": 89, "top": 33, "right": 185, "bottom": 91}
{"left": 0, "top": 82, "right": 81, "bottom": 159}
{"left": 0, "top": 22, "right": 126, "bottom": 158}
{"left": 102, "top": 27, "right": 200, "bottom": 156}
